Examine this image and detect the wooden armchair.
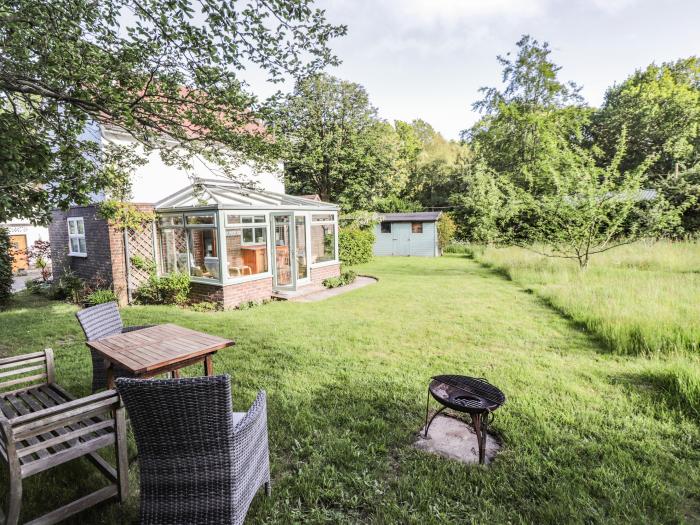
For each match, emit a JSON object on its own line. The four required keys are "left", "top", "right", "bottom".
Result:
{"left": 0, "top": 349, "right": 128, "bottom": 525}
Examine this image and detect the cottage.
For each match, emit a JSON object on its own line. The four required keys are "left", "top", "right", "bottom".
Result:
{"left": 373, "top": 212, "right": 442, "bottom": 257}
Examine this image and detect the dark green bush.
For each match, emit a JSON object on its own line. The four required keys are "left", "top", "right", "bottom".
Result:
{"left": 135, "top": 272, "right": 190, "bottom": 305}
{"left": 48, "top": 270, "right": 84, "bottom": 303}
{"left": 85, "top": 289, "right": 118, "bottom": 306}
{"left": 0, "top": 228, "right": 12, "bottom": 308}
{"left": 339, "top": 227, "right": 375, "bottom": 265}
{"left": 323, "top": 269, "right": 357, "bottom": 289}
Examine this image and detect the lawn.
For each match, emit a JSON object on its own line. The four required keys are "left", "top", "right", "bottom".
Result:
{"left": 1, "top": 256, "right": 699, "bottom": 524}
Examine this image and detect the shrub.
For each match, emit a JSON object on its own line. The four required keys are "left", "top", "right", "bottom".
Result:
{"left": 437, "top": 213, "right": 456, "bottom": 252}
{"left": 27, "top": 240, "right": 52, "bottom": 282}
{"left": 237, "top": 298, "right": 271, "bottom": 310}
{"left": 85, "top": 289, "right": 118, "bottom": 306}
{"left": 25, "top": 278, "right": 51, "bottom": 295}
{"left": 0, "top": 228, "right": 13, "bottom": 308}
{"left": 135, "top": 272, "right": 190, "bottom": 305}
{"left": 323, "top": 269, "right": 357, "bottom": 288}
{"left": 48, "top": 270, "right": 84, "bottom": 303}
{"left": 339, "top": 227, "right": 375, "bottom": 265}
{"left": 443, "top": 241, "right": 476, "bottom": 256}
{"left": 189, "top": 300, "right": 221, "bottom": 312}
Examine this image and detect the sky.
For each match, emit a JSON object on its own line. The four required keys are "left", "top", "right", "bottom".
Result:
{"left": 271, "top": 0, "right": 700, "bottom": 140}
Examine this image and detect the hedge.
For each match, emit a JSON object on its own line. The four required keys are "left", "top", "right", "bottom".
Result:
{"left": 339, "top": 227, "right": 375, "bottom": 266}
{"left": 0, "top": 228, "right": 13, "bottom": 308}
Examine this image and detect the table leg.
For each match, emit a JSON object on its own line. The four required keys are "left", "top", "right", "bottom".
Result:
{"left": 106, "top": 363, "right": 115, "bottom": 390}
{"left": 204, "top": 355, "right": 214, "bottom": 376}
{"left": 171, "top": 369, "right": 180, "bottom": 379}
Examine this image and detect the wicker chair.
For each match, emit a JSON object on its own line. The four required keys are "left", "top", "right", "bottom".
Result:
{"left": 75, "top": 301, "right": 153, "bottom": 392}
{"left": 115, "top": 375, "right": 271, "bottom": 525}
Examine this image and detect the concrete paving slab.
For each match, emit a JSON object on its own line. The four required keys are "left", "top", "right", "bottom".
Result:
{"left": 415, "top": 414, "right": 501, "bottom": 465}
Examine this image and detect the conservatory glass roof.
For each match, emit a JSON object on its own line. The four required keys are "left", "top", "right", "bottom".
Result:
{"left": 155, "top": 179, "right": 338, "bottom": 211}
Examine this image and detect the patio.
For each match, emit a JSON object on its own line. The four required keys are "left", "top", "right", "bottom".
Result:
{"left": 0, "top": 257, "right": 697, "bottom": 523}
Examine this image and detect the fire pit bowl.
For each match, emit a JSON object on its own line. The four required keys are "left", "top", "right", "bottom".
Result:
{"left": 424, "top": 375, "right": 506, "bottom": 464}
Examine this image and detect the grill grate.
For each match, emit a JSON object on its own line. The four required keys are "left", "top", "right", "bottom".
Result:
{"left": 431, "top": 375, "right": 506, "bottom": 408}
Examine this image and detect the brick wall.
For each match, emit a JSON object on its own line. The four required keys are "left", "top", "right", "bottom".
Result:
{"left": 190, "top": 277, "right": 273, "bottom": 309}
{"left": 49, "top": 206, "right": 115, "bottom": 288}
{"left": 310, "top": 263, "right": 341, "bottom": 284}
{"left": 48, "top": 204, "right": 155, "bottom": 305}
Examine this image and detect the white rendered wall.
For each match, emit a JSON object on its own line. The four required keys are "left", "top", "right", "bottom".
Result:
{"left": 100, "top": 128, "right": 284, "bottom": 204}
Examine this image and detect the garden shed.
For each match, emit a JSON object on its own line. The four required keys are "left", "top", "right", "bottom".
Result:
{"left": 373, "top": 212, "right": 442, "bottom": 257}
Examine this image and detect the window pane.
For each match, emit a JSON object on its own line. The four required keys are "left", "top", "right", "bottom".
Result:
{"left": 68, "top": 220, "right": 77, "bottom": 235}
{"left": 312, "top": 214, "right": 334, "bottom": 222}
{"left": 226, "top": 214, "right": 241, "bottom": 225}
{"left": 78, "top": 237, "right": 87, "bottom": 254}
{"left": 296, "top": 216, "right": 307, "bottom": 279}
{"left": 241, "top": 216, "right": 253, "bottom": 223}
{"left": 412, "top": 222, "right": 423, "bottom": 233}
{"left": 254, "top": 216, "right": 265, "bottom": 223}
{"left": 242, "top": 228, "right": 254, "bottom": 243}
{"left": 311, "top": 224, "right": 335, "bottom": 263}
{"left": 188, "top": 228, "right": 219, "bottom": 279}
{"left": 70, "top": 238, "right": 80, "bottom": 253}
{"left": 186, "top": 214, "right": 215, "bottom": 225}
{"left": 226, "top": 228, "right": 268, "bottom": 276}
{"left": 159, "top": 228, "right": 188, "bottom": 274}
{"left": 381, "top": 222, "right": 391, "bottom": 233}
{"left": 159, "top": 215, "right": 183, "bottom": 227}
{"left": 76, "top": 219, "right": 85, "bottom": 235}
{"left": 254, "top": 227, "right": 266, "bottom": 243}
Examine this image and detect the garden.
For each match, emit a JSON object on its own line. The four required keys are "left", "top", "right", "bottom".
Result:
{"left": 1, "top": 251, "right": 698, "bottom": 524}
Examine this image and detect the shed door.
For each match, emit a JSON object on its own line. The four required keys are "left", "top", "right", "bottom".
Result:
{"left": 391, "top": 223, "right": 411, "bottom": 256}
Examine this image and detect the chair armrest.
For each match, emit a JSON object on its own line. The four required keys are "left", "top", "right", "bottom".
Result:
{"left": 232, "top": 390, "right": 267, "bottom": 435}
{"left": 122, "top": 324, "right": 155, "bottom": 333}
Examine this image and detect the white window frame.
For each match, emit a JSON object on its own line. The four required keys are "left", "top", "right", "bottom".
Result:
{"left": 310, "top": 212, "right": 339, "bottom": 267}
{"left": 67, "top": 217, "right": 87, "bottom": 257}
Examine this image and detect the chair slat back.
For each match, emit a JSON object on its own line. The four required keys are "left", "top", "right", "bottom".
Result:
{"left": 75, "top": 302, "right": 123, "bottom": 341}
{"left": 0, "top": 350, "right": 52, "bottom": 395}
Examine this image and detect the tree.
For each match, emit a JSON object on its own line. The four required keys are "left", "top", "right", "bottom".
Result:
{"left": 465, "top": 35, "right": 591, "bottom": 195}
{"left": 0, "top": 228, "right": 12, "bottom": 307}
{"left": 480, "top": 132, "right": 682, "bottom": 268}
{"left": 278, "top": 74, "right": 401, "bottom": 211}
{"left": 591, "top": 58, "right": 700, "bottom": 176}
{"left": 436, "top": 214, "right": 456, "bottom": 252}
{"left": 0, "top": 0, "right": 346, "bottom": 224}
{"left": 372, "top": 195, "right": 422, "bottom": 213}
{"left": 403, "top": 119, "right": 468, "bottom": 209}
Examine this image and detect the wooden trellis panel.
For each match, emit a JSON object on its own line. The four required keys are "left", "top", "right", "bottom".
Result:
{"left": 126, "top": 225, "right": 157, "bottom": 294}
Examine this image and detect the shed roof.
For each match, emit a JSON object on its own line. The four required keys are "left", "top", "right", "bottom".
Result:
{"left": 380, "top": 212, "right": 442, "bottom": 222}
{"left": 156, "top": 179, "right": 339, "bottom": 211}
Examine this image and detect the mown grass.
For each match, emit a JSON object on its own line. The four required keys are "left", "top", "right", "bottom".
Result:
{"left": 1, "top": 256, "right": 699, "bottom": 524}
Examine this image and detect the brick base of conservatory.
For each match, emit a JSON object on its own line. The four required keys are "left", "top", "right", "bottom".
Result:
{"left": 190, "top": 278, "right": 273, "bottom": 309}
{"left": 309, "top": 263, "right": 341, "bottom": 284}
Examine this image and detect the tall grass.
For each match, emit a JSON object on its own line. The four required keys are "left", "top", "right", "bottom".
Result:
{"left": 470, "top": 240, "right": 700, "bottom": 357}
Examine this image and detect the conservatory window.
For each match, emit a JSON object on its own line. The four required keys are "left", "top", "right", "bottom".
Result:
{"left": 311, "top": 214, "right": 336, "bottom": 264}
{"left": 225, "top": 216, "right": 269, "bottom": 278}
{"left": 159, "top": 228, "right": 188, "bottom": 274}
{"left": 188, "top": 228, "right": 219, "bottom": 279}
{"left": 67, "top": 217, "right": 87, "bottom": 256}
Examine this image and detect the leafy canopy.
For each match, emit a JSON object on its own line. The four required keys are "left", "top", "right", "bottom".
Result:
{"left": 0, "top": 0, "right": 346, "bottom": 223}
{"left": 278, "top": 74, "right": 401, "bottom": 211}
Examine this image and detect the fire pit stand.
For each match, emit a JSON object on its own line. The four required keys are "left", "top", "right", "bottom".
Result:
{"left": 424, "top": 375, "right": 506, "bottom": 464}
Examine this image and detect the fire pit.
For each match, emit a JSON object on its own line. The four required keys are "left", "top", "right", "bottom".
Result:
{"left": 424, "top": 375, "right": 506, "bottom": 464}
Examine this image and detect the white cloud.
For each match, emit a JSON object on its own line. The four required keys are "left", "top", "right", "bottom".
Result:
{"left": 588, "top": 0, "right": 639, "bottom": 14}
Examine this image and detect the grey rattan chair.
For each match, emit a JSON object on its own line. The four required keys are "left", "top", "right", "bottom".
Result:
{"left": 75, "top": 301, "right": 153, "bottom": 392}
{"left": 116, "top": 375, "right": 271, "bottom": 525}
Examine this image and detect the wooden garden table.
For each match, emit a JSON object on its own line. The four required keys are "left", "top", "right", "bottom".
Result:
{"left": 86, "top": 323, "right": 235, "bottom": 388}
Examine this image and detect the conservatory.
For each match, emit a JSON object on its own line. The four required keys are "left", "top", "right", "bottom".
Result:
{"left": 154, "top": 180, "right": 340, "bottom": 307}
